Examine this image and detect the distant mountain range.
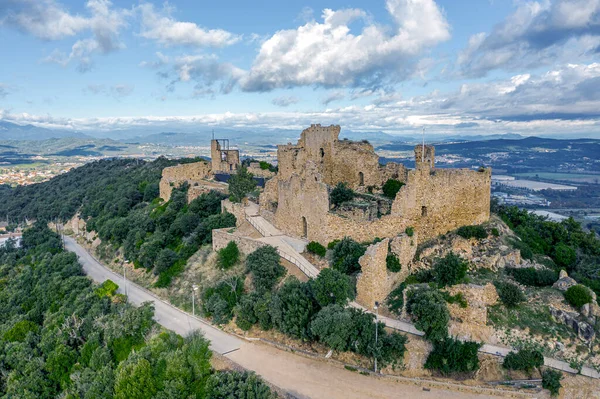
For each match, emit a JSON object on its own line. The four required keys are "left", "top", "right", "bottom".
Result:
{"left": 0, "top": 121, "right": 89, "bottom": 140}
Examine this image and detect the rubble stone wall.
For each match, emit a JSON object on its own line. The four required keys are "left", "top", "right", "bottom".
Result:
{"left": 212, "top": 228, "right": 267, "bottom": 254}
{"left": 159, "top": 161, "right": 212, "bottom": 201}
{"left": 221, "top": 199, "right": 246, "bottom": 228}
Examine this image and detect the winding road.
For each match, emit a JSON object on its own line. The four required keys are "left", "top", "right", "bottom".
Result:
{"left": 65, "top": 236, "right": 515, "bottom": 399}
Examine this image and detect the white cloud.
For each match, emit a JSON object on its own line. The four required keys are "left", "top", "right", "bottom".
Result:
{"left": 84, "top": 83, "right": 134, "bottom": 98}
{"left": 457, "top": 0, "right": 600, "bottom": 77}
{"left": 272, "top": 96, "right": 300, "bottom": 107}
{"left": 0, "top": 84, "right": 9, "bottom": 98}
{"left": 322, "top": 90, "right": 346, "bottom": 105}
{"left": 239, "top": 0, "right": 450, "bottom": 91}
{"left": 138, "top": 3, "right": 240, "bottom": 48}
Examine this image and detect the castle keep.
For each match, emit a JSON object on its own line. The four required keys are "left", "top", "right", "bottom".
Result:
{"left": 259, "top": 124, "right": 491, "bottom": 245}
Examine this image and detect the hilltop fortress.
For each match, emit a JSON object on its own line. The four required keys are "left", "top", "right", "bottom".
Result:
{"left": 259, "top": 124, "right": 491, "bottom": 245}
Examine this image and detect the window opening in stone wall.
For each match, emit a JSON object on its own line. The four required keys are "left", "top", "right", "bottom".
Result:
{"left": 302, "top": 216, "right": 308, "bottom": 238}
{"left": 421, "top": 206, "right": 428, "bottom": 217}
{"left": 320, "top": 148, "right": 325, "bottom": 158}
{"left": 359, "top": 172, "right": 364, "bottom": 186}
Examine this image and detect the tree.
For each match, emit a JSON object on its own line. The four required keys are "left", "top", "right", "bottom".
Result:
{"left": 330, "top": 182, "right": 354, "bottom": 207}
{"left": 270, "top": 278, "right": 317, "bottom": 340}
{"left": 310, "top": 268, "right": 354, "bottom": 307}
{"left": 503, "top": 349, "right": 544, "bottom": 372}
{"left": 310, "top": 305, "right": 353, "bottom": 351}
{"left": 228, "top": 166, "right": 257, "bottom": 203}
{"left": 386, "top": 253, "right": 401, "bottom": 272}
{"left": 495, "top": 281, "right": 525, "bottom": 308}
{"left": 406, "top": 287, "right": 449, "bottom": 341}
{"left": 332, "top": 237, "right": 365, "bottom": 275}
{"left": 542, "top": 369, "right": 563, "bottom": 397}
{"left": 246, "top": 246, "right": 286, "bottom": 293}
{"left": 432, "top": 252, "right": 468, "bottom": 287}
{"left": 553, "top": 243, "right": 576, "bottom": 269}
{"left": 235, "top": 292, "right": 259, "bottom": 331}
{"left": 382, "top": 179, "right": 404, "bottom": 199}
{"left": 424, "top": 338, "right": 481, "bottom": 375}
{"left": 218, "top": 241, "right": 240, "bottom": 270}
{"left": 114, "top": 358, "right": 157, "bottom": 399}
{"left": 154, "top": 248, "right": 178, "bottom": 275}
{"left": 206, "top": 371, "right": 277, "bottom": 399}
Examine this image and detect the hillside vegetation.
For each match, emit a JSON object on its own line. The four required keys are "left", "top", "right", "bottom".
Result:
{"left": 0, "top": 223, "right": 275, "bottom": 398}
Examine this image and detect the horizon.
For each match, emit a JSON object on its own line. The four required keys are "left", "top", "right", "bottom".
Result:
{"left": 2, "top": 1, "right": 600, "bottom": 139}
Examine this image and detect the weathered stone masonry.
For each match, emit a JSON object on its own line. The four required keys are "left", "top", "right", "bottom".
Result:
{"left": 259, "top": 124, "right": 491, "bottom": 246}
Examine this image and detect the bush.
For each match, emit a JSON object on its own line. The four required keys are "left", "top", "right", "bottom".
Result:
{"left": 456, "top": 225, "right": 488, "bottom": 240}
{"left": 386, "top": 283, "right": 406, "bottom": 315}
{"left": 491, "top": 228, "right": 500, "bottom": 237}
{"left": 432, "top": 252, "right": 468, "bottom": 287}
{"left": 382, "top": 179, "right": 404, "bottom": 199}
{"left": 443, "top": 292, "right": 468, "bottom": 308}
{"left": 270, "top": 278, "right": 317, "bottom": 340}
{"left": 3, "top": 320, "right": 39, "bottom": 342}
{"left": 495, "top": 281, "right": 525, "bottom": 308}
{"left": 424, "top": 338, "right": 481, "bottom": 375}
{"left": 310, "top": 268, "right": 354, "bottom": 307}
{"left": 330, "top": 182, "right": 354, "bottom": 206}
{"left": 564, "top": 284, "right": 593, "bottom": 308}
{"left": 502, "top": 349, "right": 544, "bottom": 372}
{"left": 405, "top": 226, "right": 414, "bottom": 237}
{"left": 553, "top": 243, "right": 576, "bottom": 269}
{"left": 218, "top": 241, "right": 240, "bottom": 270}
{"left": 507, "top": 267, "right": 558, "bottom": 287}
{"left": 406, "top": 287, "right": 450, "bottom": 341}
{"left": 332, "top": 237, "right": 366, "bottom": 275}
{"left": 95, "top": 279, "right": 119, "bottom": 298}
{"left": 206, "top": 370, "right": 277, "bottom": 399}
{"left": 310, "top": 305, "right": 354, "bottom": 351}
{"left": 235, "top": 292, "right": 259, "bottom": 331}
{"left": 228, "top": 166, "right": 257, "bottom": 203}
{"left": 306, "top": 241, "right": 327, "bottom": 257}
{"left": 386, "top": 253, "right": 401, "bottom": 272}
{"left": 542, "top": 369, "right": 563, "bottom": 396}
{"left": 246, "top": 246, "right": 286, "bottom": 293}
{"left": 154, "top": 248, "right": 178, "bottom": 275}
{"left": 327, "top": 239, "right": 340, "bottom": 250}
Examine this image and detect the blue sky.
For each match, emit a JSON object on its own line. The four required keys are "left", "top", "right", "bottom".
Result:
{"left": 1, "top": 0, "right": 600, "bottom": 137}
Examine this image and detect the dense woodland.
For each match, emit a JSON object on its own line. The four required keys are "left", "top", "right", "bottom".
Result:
{"left": 0, "top": 223, "right": 275, "bottom": 398}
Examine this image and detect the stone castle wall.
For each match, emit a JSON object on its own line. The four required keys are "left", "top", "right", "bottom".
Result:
{"left": 212, "top": 228, "right": 267, "bottom": 255}
{"left": 159, "top": 161, "right": 212, "bottom": 201}
{"left": 221, "top": 199, "right": 247, "bottom": 228}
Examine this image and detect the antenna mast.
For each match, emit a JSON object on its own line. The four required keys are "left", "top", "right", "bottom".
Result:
{"left": 421, "top": 127, "right": 425, "bottom": 162}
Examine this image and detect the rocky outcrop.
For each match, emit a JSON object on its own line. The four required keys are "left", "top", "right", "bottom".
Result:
{"left": 446, "top": 283, "right": 499, "bottom": 342}
{"left": 553, "top": 270, "right": 578, "bottom": 291}
{"left": 550, "top": 306, "right": 596, "bottom": 342}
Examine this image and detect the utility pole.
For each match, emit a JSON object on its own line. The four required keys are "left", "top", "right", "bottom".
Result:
{"left": 123, "top": 260, "right": 129, "bottom": 297}
{"left": 374, "top": 301, "right": 380, "bottom": 373}
{"left": 192, "top": 284, "right": 199, "bottom": 317}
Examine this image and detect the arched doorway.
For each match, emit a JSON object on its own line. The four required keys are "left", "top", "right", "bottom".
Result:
{"left": 359, "top": 171, "right": 364, "bottom": 186}
{"left": 302, "top": 216, "right": 308, "bottom": 238}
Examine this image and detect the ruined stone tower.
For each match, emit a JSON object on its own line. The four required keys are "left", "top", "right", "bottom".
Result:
{"left": 211, "top": 139, "right": 240, "bottom": 173}
{"left": 414, "top": 144, "right": 435, "bottom": 169}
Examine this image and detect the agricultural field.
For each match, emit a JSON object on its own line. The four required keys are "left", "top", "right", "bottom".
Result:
{"left": 515, "top": 172, "right": 600, "bottom": 184}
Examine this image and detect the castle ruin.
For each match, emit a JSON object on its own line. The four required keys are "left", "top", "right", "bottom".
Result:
{"left": 258, "top": 124, "right": 491, "bottom": 246}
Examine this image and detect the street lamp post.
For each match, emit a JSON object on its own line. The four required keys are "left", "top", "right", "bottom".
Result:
{"left": 123, "top": 260, "right": 129, "bottom": 297}
{"left": 374, "top": 301, "right": 379, "bottom": 373}
{"left": 192, "top": 284, "right": 199, "bottom": 317}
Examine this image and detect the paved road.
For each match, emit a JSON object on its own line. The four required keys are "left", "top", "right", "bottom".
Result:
{"left": 64, "top": 236, "right": 241, "bottom": 355}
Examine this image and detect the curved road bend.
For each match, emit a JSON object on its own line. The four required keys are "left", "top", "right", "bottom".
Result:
{"left": 65, "top": 236, "right": 519, "bottom": 399}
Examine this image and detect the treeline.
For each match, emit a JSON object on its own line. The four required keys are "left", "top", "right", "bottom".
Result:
{"left": 494, "top": 202, "right": 600, "bottom": 298}
{"left": 0, "top": 223, "right": 276, "bottom": 398}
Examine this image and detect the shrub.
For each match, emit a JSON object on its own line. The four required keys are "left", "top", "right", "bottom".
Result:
{"left": 386, "top": 253, "right": 401, "bottom": 272}
{"left": 153, "top": 248, "right": 178, "bottom": 275}
{"left": 456, "top": 225, "right": 488, "bottom": 240}
{"left": 330, "top": 182, "right": 354, "bottom": 207}
{"left": 306, "top": 241, "right": 326, "bottom": 257}
{"left": 564, "top": 284, "right": 593, "bottom": 308}
{"left": 235, "top": 292, "right": 259, "bottom": 331}
{"left": 405, "top": 226, "right": 414, "bottom": 237}
{"left": 310, "top": 305, "right": 354, "bottom": 351}
{"left": 310, "top": 268, "right": 354, "bottom": 307}
{"left": 327, "top": 239, "right": 340, "bottom": 250}
{"left": 228, "top": 166, "right": 257, "bottom": 203}
{"left": 246, "top": 246, "right": 286, "bottom": 293}
{"left": 332, "top": 237, "right": 366, "bottom": 275}
{"left": 502, "top": 349, "right": 544, "bottom": 372}
{"left": 3, "top": 320, "right": 39, "bottom": 342}
{"left": 382, "top": 179, "right": 404, "bottom": 199}
{"left": 495, "top": 281, "right": 525, "bottom": 308}
{"left": 218, "top": 241, "right": 240, "bottom": 270}
{"left": 386, "top": 283, "right": 406, "bottom": 315}
{"left": 270, "top": 278, "right": 317, "bottom": 340}
{"left": 443, "top": 292, "right": 468, "bottom": 308}
{"left": 491, "top": 228, "right": 500, "bottom": 237}
{"left": 553, "top": 243, "right": 576, "bottom": 269}
{"left": 203, "top": 277, "right": 244, "bottom": 325}
{"left": 507, "top": 267, "right": 558, "bottom": 287}
{"left": 424, "top": 338, "right": 481, "bottom": 375}
{"left": 542, "top": 369, "right": 563, "bottom": 397}
{"left": 95, "top": 279, "right": 119, "bottom": 297}
{"left": 406, "top": 287, "right": 450, "bottom": 341}
{"left": 206, "top": 370, "right": 277, "bottom": 399}
{"left": 432, "top": 252, "right": 468, "bottom": 287}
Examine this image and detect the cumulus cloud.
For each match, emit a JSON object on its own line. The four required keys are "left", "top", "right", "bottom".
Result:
{"left": 458, "top": 0, "right": 600, "bottom": 77}
{"left": 138, "top": 3, "right": 240, "bottom": 48}
{"left": 4, "top": 0, "right": 131, "bottom": 72}
{"left": 239, "top": 0, "right": 450, "bottom": 91}
{"left": 272, "top": 96, "right": 299, "bottom": 107}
